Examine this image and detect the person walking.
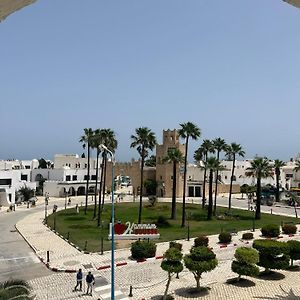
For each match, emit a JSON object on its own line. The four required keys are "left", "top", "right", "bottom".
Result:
{"left": 74, "top": 268, "right": 83, "bottom": 292}
{"left": 85, "top": 271, "right": 95, "bottom": 296}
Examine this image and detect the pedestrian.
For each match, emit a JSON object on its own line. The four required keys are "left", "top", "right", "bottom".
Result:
{"left": 74, "top": 268, "right": 83, "bottom": 292}
{"left": 85, "top": 271, "right": 95, "bottom": 296}
{"left": 76, "top": 204, "right": 79, "bottom": 214}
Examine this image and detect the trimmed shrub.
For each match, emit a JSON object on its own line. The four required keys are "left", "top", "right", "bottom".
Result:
{"left": 156, "top": 215, "right": 170, "bottom": 227}
{"left": 261, "top": 224, "right": 280, "bottom": 238}
{"left": 131, "top": 240, "right": 157, "bottom": 260}
{"left": 282, "top": 224, "right": 297, "bottom": 235}
{"left": 242, "top": 232, "right": 254, "bottom": 240}
{"left": 218, "top": 232, "right": 232, "bottom": 244}
{"left": 287, "top": 240, "right": 300, "bottom": 266}
{"left": 253, "top": 239, "right": 290, "bottom": 273}
{"left": 169, "top": 241, "right": 182, "bottom": 252}
{"left": 194, "top": 235, "right": 209, "bottom": 247}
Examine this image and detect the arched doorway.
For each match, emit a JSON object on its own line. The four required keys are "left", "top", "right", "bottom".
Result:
{"left": 35, "top": 174, "right": 44, "bottom": 181}
{"left": 68, "top": 187, "right": 76, "bottom": 196}
{"left": 77, "top": 186, "right": 85, "bottom": 196}
{"left": 59, "top": 187, "right": 67, "bottom": 197}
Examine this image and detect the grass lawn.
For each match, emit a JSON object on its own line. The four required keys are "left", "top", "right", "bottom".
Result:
{"left": 46, "top": 202, "right": 298, "bottom": 253}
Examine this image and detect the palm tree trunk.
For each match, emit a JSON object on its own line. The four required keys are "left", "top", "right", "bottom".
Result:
{"left": 138, "top": 148, "right": 145, "bottom": 224}
{"left": 84, "top": 144, "right": 90, "bottom": 215}
{"left": 228, "top": 155, "right": 236, "bottom": 210}
{"left": 97, "top": 153, "right": 105, "bottom": 227}
{"left": 275, "top": 169, "right": 280, "bottom": 202}
{"left": 255, "top": 176, "right": 261, "bottom": 220}
{"left": 93, "top": 150, "right": 100, "bottom": 219}
{"left": 202, "top": 155, "right": 207, "bottom": 209}
{"left": 101, "top": 153, "right": 107, "bottom": 210}
{"left": 171, "top": 161, "right": 177, "bottom": 219}
{"left": 207, "top": 169, "right": 213, "bottom": 220}
{"left": 213, "top": 151, "right": 220, "bottom": 215}
{"left": 181, "top": 137, "right": 189, "bottom": 228}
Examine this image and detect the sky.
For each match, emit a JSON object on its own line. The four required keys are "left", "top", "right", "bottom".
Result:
{"left": 1, "top": 0, "right": 300, "bottom": 162}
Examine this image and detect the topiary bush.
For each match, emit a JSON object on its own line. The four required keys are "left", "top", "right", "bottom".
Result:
{"left": 242, "top": 232, "right": 254, "bottom": 240}
{"left": 131, "top": 240, "right": 157, "bottom": 260}
{"left": 231, "top": 247, "right": 259, "bottom": 281}
{"left": 282, "top": 224, "right": 297, "bottom": 235}
{"left": 253, "top": 239, "right": 290, "bottom": 273}
{"left": 218, "top": 232, "right": 232, "bottom": 244}
{"left": 194, "top": 235, "right": 209, "bottom": 247}
{"left": 169, "top": 241, "right": 182, "bottom": 252}
{"left": 156, "top": 215, "right": 170, "bottom": 227}
{"left": 287, "top": 240, "right": 300, "bottom": 266}
{"left": 261, "top": 224, "right": 280, "bottom": 238}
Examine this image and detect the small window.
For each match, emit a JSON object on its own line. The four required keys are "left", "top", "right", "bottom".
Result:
{"left": 171, "top": 176, "right": 173, "bottom": 180}
{"left": 232, "top": 175, "right": 236, "bottom": 181}
{"left": 21, "top": 174, "right": 28, "bottom": 181}
{"left": 160, "top": 176, "right": 163, "bottom": 180}
{"left": 72, "top": 175, "right": 77, "bottom": 181}
{"left": 225, "top": 176, "right": 227, "bottom": 180}
{"left": 91, "top": 175, "right": 97, "bottom": 180}
{"left": 85, "top": 163, "right": 87, "bottom": 168}
{"left": 84, "top": 175, "right": 90, "bottom": 180}
{"left": 25, "top": 165, "right": 30, "bottom": 169}
{"left": 66, "top": 175, "right": 71, "bottom": 181}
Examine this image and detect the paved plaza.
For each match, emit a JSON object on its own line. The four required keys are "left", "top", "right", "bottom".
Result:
{"left": 4, "top": 195, "right": 300, "bottom": 299}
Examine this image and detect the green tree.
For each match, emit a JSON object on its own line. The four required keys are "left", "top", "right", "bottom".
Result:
{"left": 178, "top": 122, "right": 201, "bottom": 227}
{"left": 144, "top": 179, "right": 157, "bottom": 195}
{"left": 231, "top": 247, "right": 259, "bottom": 281}
{"left": 184, "top": 246, "right": 218, "bottom": 289}
{"left": 163, "top": 148, "right": 184, "bottom": 219}
{"left": 194, "top": 140, "right": 215, "bottom": 209}
{"left": 161, "top": 247, "right": 183, "bottom": 300}
{"left": 130, "top": 127, "right": 156, "bottom": 224}
{"left": 246, "top": 157, "right": 273, "bottom": 220}
{"left": 287, "top": 240, "right": 300, "bottom": 266}
{"left": 274, "top": 159, "right": 285, "bottom": 202}
{"left": 17, "top": 186, "right": 35, "bottom": 208}
{"left": 79, "top": 128, "right": 94, "bottom": 214}
{"left": 0, "top": 279, "right": 32, "bottom": 300}
{"left": 226, "top": 143, "right": 245, "bottom": 210}
{"left": 145, "top": 155, "right": 156, "bottom": 167}
{"left": 38, "top": 158, "right": 47, "bottom": 169}
{"left": 202, "top": 157, "right": 225, "bottom": 220}
{"left": 212, "top": 138, "right": 227, "bottom": 215}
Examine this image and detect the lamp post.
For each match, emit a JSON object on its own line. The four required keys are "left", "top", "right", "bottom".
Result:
{"left": 45, "top": 194, "right": 48, "bottom": 224}
{"left": 99, "top": 144, "right": 115, "bottom": 300}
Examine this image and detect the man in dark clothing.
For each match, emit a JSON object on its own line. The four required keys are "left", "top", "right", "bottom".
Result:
{"left": 86, "top": 271, "right": 95, "bottom": 296}
{"left": 74, "top": 268, "right": 83, "bottom": 291}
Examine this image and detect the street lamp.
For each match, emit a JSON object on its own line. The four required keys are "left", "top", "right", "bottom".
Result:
{"left": 99, "top": 144, "right": 115, "bottom": 300}
{"left": 283, "top": 0, "right": 300, "bottom": 8}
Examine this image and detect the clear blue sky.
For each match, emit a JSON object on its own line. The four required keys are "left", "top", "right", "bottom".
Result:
{"left": 1, "top": 0, "right": 300, "bottom": 162}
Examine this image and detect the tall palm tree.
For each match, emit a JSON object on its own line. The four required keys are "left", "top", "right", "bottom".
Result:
{"left": 90, "top": 129, "right": 104, "bottom": 219}
{"left": 79, "top": 128, "right": 94, "bottom": 214}
{"left": 100, "top": 129, "right": 118, "bottom": 212}
{"left": 178, "top": 122, "right": 201, "bottom": 227}
{"left": 163, "top": 148, "right": 184, "bottom": 219}
{"left": 202, "top": 157, "right": 225, "bottom": 220}
{"left": 212, "top": 138, "right": 227, "bottom": 215}
{"left": 246, "top": 157, "right": 273, "bottom": 220}
{"left": 130, "top": 127, "right": 156, "bottom": 224}
{"left": 194, "top": 139, "right": 215, "bottom": 209}
{"left": 226, "top": 143, "right": 245, "bottom": 210}
{"left": 274, "top": 159, "right": 285, "bottom": 202}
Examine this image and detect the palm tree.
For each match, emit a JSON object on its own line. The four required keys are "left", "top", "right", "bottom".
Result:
{"left": 130, "top": 127, "right": 156, "bottom": 224}
{"left": 246, "top": 157, "right": 273, "bottom": 220}
{"left": 226, "top": 143, "right": 245, "bottom": 210}
{"left": 274, "top": 159, "right": 285, "bottom": 202}
{"left": 0, "top": 279, "right": 32, "bottom": 299}
{"left": 178, "top": 122, "right": 201, "bottom": 227}
{"left": 17, "top": 186, "right": 35, "bottom": 208}
{"left": 90, "top": 129, "right": 104, "bottom": 219}
{"left": 202, "top": 157, "right": 225, "bottom": 220}
{"left": 194, "top": 139, "right": 215, "bottom": 208}
{"left": 79, "top": 128, "right": 94, "bottom": 214}
{"left": 163, "top": 148, "right": 184, "bottom": 219}
{"left": 212, "top": 138, "right": 227, "bottom": 215}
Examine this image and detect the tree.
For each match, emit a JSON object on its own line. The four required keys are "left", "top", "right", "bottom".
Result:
{"left": 79, "top": 128, "right": 94, "bottom": 215}
{"left": 202, "top": 157, "right": 225, "bottom": 220}
{"left": 130, "top": 127, "right": 156, "bottom": 224}
{"left": 231, "top": 247, "right": 259, "bottom": 281}
{"left": 38, "top": 158, "right": 47, "bottom": 169}
{"left": 246, "top": 157, "right": 273, "bottom": 220}
{"left": 163, "top": 148, "right": 184, "bottom": 219}
{"left": 178, "top": 122, "right": 201, "bottom": 227}
{"left": 226, "top": 143, "right": 245, "bottom": 210}
{"left": 212, "top": 138, "right": 227, "bottom": 215}
{"left": 0, "top": 279, "right": 32, "bottom": 300}
{"left": 287, "top": 240, "right": 300, "bottom": 266}
{"left": 184, "top": 246, "right": 218, "bottom": 289}
{"left": 145, "top": 155, "right": 156, "bottom": 167}
{"left": 253, "top": 239, "right": 290, "bottom": 274}
{"left": 144, "top": 179, "right": 157, "bottom": 195}
{"left": 194, "top": 140, "right": 215, "bottom": 209}
{"left": 274, "top": 159, "right": 285, "bottom": 202}
{"left": 161, "top": 247, "right": 183, "bottom": 300}
{"left": 17, "top": 186, "right": 35, "bottom": 208}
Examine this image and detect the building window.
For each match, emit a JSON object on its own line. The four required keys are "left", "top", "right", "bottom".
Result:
{"left": 85, "top": 163, "right": 87, "bottom": 168}
{"left": 225, "top": 176, "right": 227, "bottom": 180}
{"left": 232, "top": 175, "right": 236, "bottom": 181}
{"left": 160, "top": 176, "right": 163, "bottom": 180}
{"left": 84, "top": 175, "right": 89, "bottom": 180}
{"left": 66, "top": 175, "right": 71, "bottom": 181}
{"left": 21, "top": 174, "right": 28, "bottom": 181}
{"left": 0, "top": 179, "right": 12, "bottom": 185}
{"left": 25, "top": 165, "right": 30, "bottom": 169}
{"left": 286, "top": 174, "right": 293, "bottom": 178}
{"left": 91, "top": 175, "right": 97, "bottom": 180}
{"left": 171, "top": 176, "right": 173, "bottom": 180}
{"left": 72, "top": 175, "right": 77, "bottom": 181}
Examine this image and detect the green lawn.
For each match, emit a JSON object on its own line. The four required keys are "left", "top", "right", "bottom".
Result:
{"left": 46, "top": 202, "right": 298, "bottom": 253}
